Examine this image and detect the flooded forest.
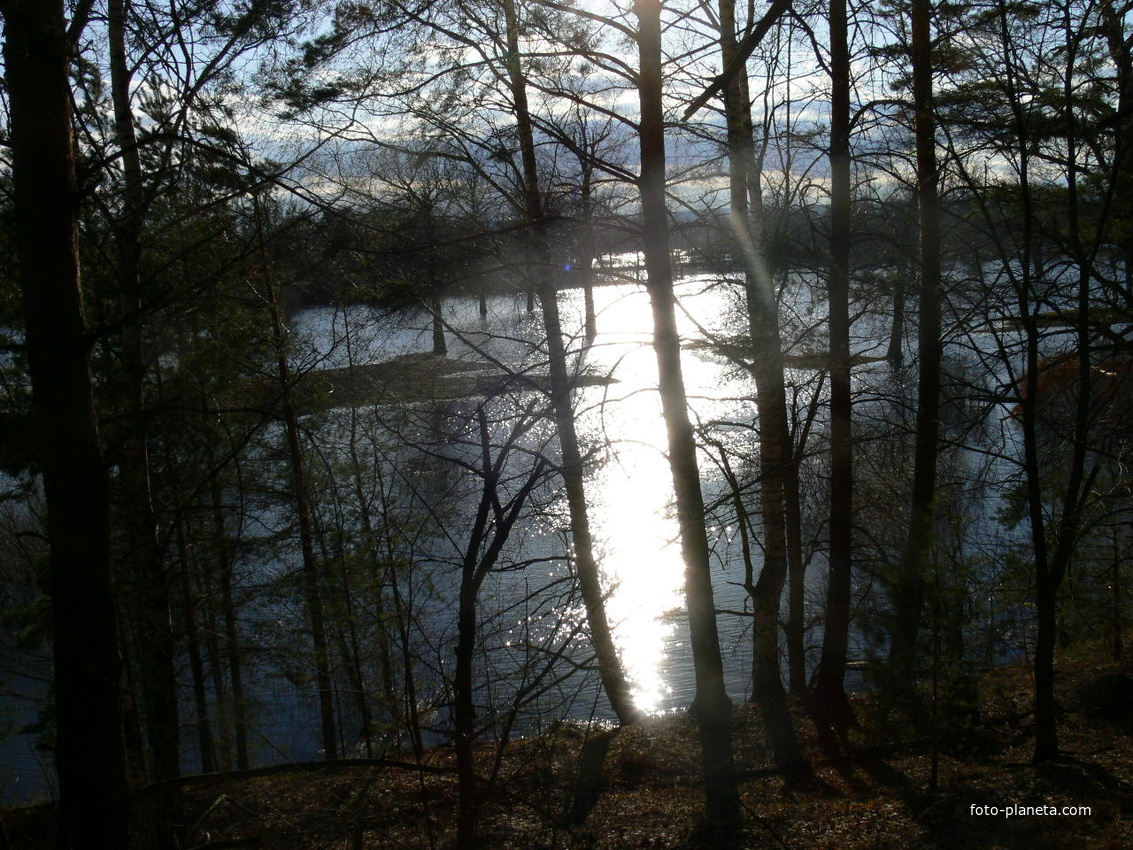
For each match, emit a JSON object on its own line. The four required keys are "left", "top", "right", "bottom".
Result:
{"left": 1, "top": 1, "right": 1131, "bottom": 848}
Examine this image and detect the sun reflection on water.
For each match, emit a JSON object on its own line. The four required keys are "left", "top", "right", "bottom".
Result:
{"left": 293, "top": 277, "right": 759, "bottom": 720}
{"left": 571, "top": 280, "right": 742, "bottom": 714}
{"left": 585, "top": 381, "right": 685, "bottom": 713}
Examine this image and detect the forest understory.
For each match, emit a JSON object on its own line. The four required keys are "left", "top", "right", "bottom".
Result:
{"left": 4, "top": 641, "right": 1131, "bottom": 850}
{"left": 3, "top": 0, "right": 1132, "bottom": 847}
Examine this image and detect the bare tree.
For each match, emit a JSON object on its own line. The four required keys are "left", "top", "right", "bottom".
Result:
{"left": 635, "top": 0, "right": 741, "bottom": 838}
{"left": 711, "top": 0, "right": 805, "bottom": 773}
{"left": 887, "top": 0, "right": 944, "bottom": 699}
{"left": 108, "top": 1, "right": 181, "bottom": 816}
{"left": 500, "top": 0, "right": 639, "bottom": 726}
{"left": 814, "top": 0, "right": 856, "bottom": 730}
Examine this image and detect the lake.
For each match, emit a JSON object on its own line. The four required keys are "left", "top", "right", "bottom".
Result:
{"left": 0, "top": 265, "right": 892, "bottom": 802}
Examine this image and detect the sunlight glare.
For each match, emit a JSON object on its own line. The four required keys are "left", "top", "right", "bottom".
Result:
{"left": 578, "top": 285, "right": 687, "bottom": 714}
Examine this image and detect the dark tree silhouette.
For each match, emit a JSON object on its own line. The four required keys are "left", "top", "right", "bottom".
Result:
{"left": 635, "top": 0, "right": 741, "bottom": 838}
{"left": 1, "top": 0, "right": 130, "bottom": 845}
{"left": 814, "top": 0, "right": 855, "bottom": 729}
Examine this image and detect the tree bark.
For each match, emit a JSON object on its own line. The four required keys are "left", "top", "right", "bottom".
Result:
{"left": 2, "top": 2, "right": 131, "bottom": 845}
{"left": 635, "top": 0, "right": 741, "bottom": 836}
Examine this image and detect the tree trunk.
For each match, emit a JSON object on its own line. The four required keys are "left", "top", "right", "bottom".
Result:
{"left": 1102, "top": 1, "right": 1133, "bottom": 302}
{"left": 1030, "top": 6, "right": 1097, "bottom": 761}
{"left": 350, "top": 456, "right": 399, "bottom": 726}
{"left": 455, "top": 408, "right": 546, "bottom": 847}
{"left": 635, "top": 0, "right": 741, "bottom": 836}
{"left": 175, "top": 515, "right": 217, "bottom": 773}
{"left": 887, "top": 0, "right": 943, "bottom": 701}
{"left": 256, "top": 198, "right": 339, "bottom": 761}
{"left": 814, "top": 0, "right": 855, "bottom": 725}
{"left": 3, "top": 2, "right": 131, "bottom": 845}
{"left": 199, "top": 546, "right": 234, "bottom": 770}
{"left": 1113, "top": 537, "right": 1123, "bottom": 662}
{"left": 887, "top": 274, "right": 906, "bottom": 364}
{"left": 454, "top": 527, "right": 482, "bottom": 848}
{"left": 787, "top": 342, "right": 820, "bottom": 697}
{"left": 328, "top": 518, "right": 375, "bottom": 758}
{"left": 109, "top": 6, "right": 181, "bottom": 822}
{"left": 158, "top": 366, "right": 218, "bottom": 774}
{"left": 501, "top": 0, "right": 638, "bottom": 726}
{"left": 430, "top": 296, "right": 447, "bottom": 356}
{"left": 211, "top": 478, "right": 250, "bottom": 770}
{"left": 578, "top": 161, "right": 598, "bottom": 341}
{"left": 716, "top": 0, "right": 803, "bottom": 772}
{"left": 340, "top": 314, "right": 399, "bottom": 728}
{"left": 784, "top": 454, "right": 808, "bottom": 695}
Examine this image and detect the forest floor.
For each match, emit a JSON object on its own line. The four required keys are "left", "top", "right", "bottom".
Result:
{"left": 4, "top": 643, "right": 1132, "bottom": 849}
